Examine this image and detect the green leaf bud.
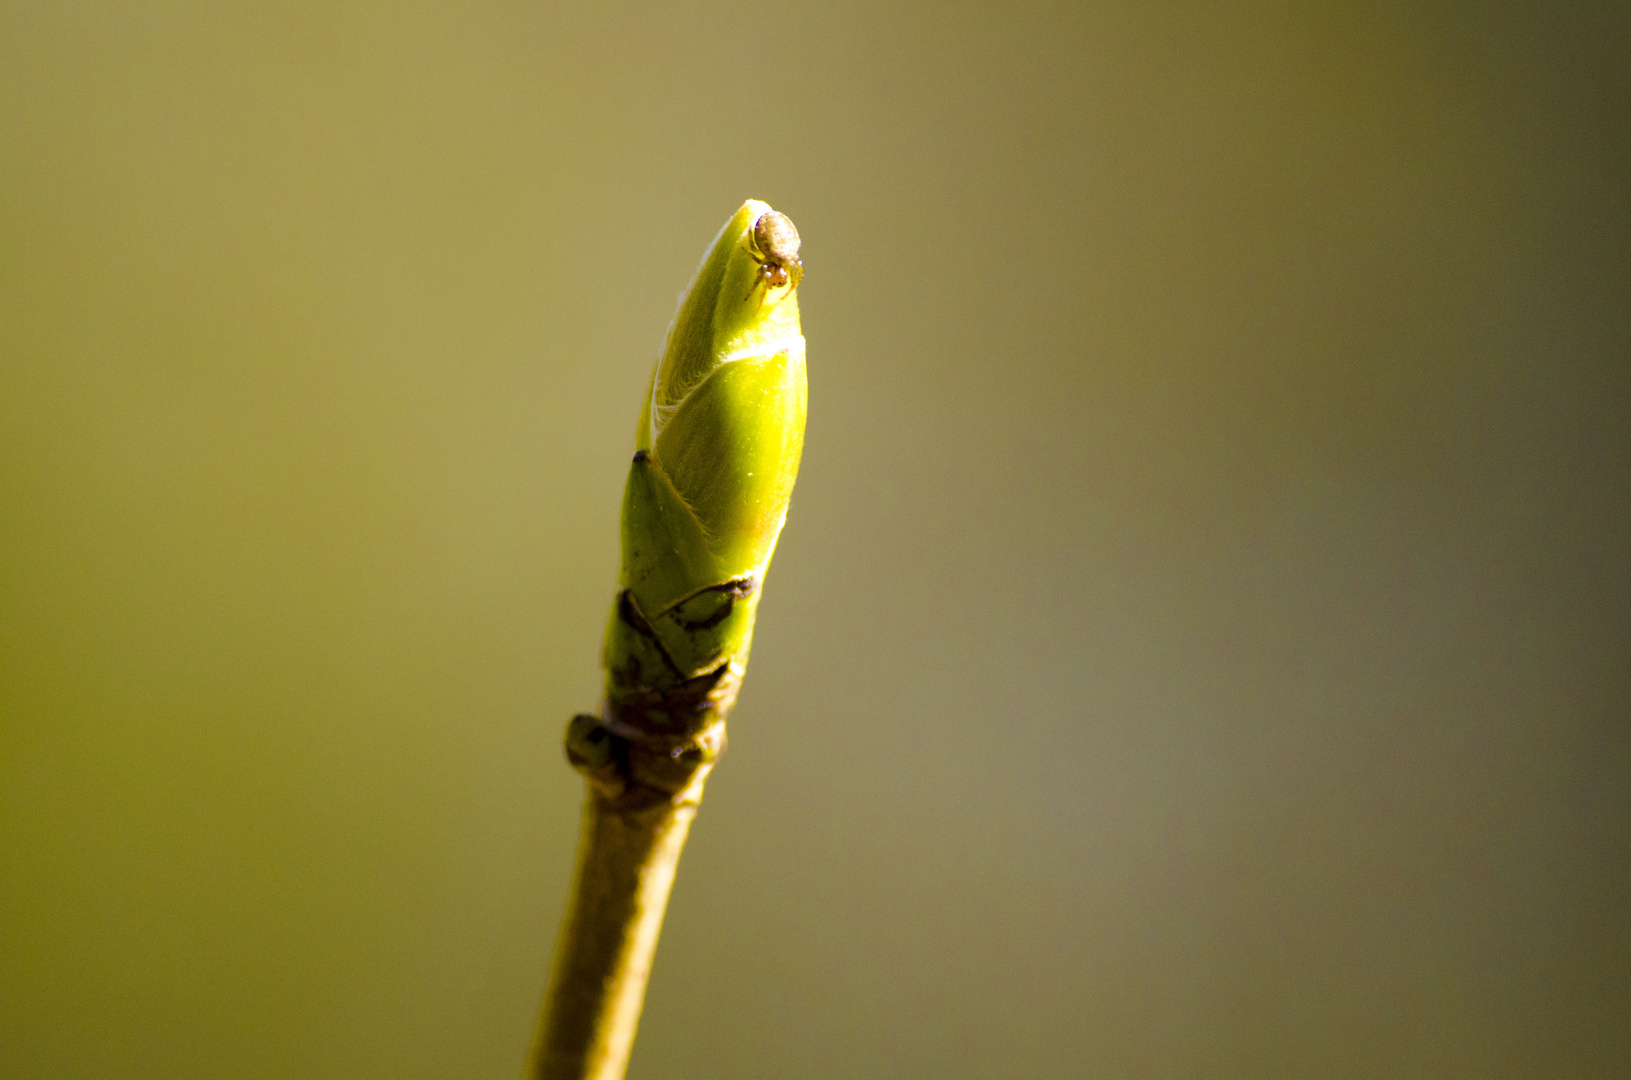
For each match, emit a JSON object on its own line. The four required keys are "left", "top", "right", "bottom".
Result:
{"left": 600, "top": 201, "right": 807, "bottom": 754}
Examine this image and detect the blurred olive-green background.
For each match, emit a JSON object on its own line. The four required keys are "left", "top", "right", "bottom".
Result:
{"left": 3, "top": 4, "right": 1627, "bottom": 1077}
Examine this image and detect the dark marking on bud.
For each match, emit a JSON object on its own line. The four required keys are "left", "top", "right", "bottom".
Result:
{"left": 617, "top": 589, "right": 682, "bottom": 677}
{"left": 632, "top": 449, "right": 651, "bottom": 464}
{"left": 654, "top": 576, "right": 756, "bottom": 618}
{"left": 617, "top": 589, "right": 656, "bottom": 636}
{"left": 675, "top": 597, "right": 733, "bottom": 632}
{"left": 607, "top": 660, "right": 737, "bottom": 741}
{"left": 666, "top": 576, "right": 758, "bottom": 632}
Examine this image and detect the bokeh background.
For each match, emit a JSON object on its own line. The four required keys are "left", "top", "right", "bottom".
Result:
{"left": 3, "top": 3, "right": 1628, "bottom": 1077}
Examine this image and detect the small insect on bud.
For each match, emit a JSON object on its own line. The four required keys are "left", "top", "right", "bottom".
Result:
{"left": 746, "top": 210, "right": 803, "bottom": 300}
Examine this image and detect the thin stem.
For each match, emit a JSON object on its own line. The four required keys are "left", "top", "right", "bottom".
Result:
{"left": 526, "top": 790, "right": 698, "bottom": 1080}
{"left": 526, "top": 717, "right": 720, "bottom": 1080}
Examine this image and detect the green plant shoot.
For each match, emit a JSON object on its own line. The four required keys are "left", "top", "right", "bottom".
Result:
{"left": 533, "top": 200, "right": 806, "bottom": 1080}
{"left": 569, "top": 199, "right": 806, "bottom": 798}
